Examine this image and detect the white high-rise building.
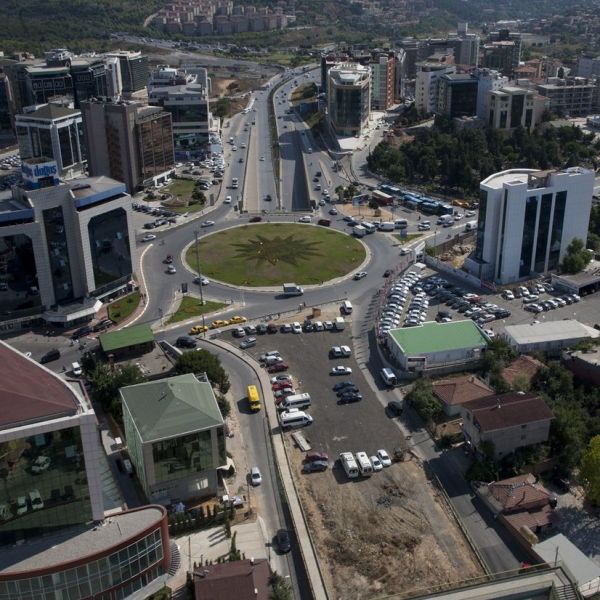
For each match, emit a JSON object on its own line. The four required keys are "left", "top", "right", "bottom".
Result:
{"left": 465, "top": 168, "right": 594, "bottom": 284}
{"left": 415, "top": 57, "right": 456, "bottom": 113}
{"left": 474, "top": 68, "right": 508, "bottom": 119}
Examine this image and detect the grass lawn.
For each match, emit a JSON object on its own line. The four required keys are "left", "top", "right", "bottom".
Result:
{"left": 107, "top": 291, "right": 141, "bottom": 324}
{"left": 166, "top": 297, "right": 226, "bottom": 324}
{"left": 393, "top": 233, "right": 423, "bottom": 243}
{"left": 169, "top": 203, "right": 206, "bottom": 214}
{"left": 186, "top": 224, "right": 366, "bottom": 286}
{"left": 168, "top": 179, "right": 196, "bottom": 199}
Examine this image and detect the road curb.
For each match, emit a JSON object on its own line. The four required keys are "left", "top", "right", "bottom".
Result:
{"left": 205, "top": 337, "right": 329, "bottom": 600}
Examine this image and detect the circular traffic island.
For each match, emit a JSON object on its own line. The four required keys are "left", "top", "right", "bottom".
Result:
{"left": 186, "top": 223, "right": 366, "bottom": 287}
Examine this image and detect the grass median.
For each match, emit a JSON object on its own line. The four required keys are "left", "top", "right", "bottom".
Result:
{"left": 185, "top": 223, "right": 366, "bottom": 286}
{"left": 107, "top": 291, "right": 141, "bottom": 324}
{"left": 166, "top": 296, "right": 227, "bottom": 325}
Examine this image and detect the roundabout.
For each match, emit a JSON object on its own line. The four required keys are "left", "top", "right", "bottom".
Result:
{"left": 185, "top": 223, "right": 367, "bottom": 287}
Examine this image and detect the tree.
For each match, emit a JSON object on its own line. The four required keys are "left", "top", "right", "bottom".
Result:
{"left": 175, "top": 349, "right": 230, "bottom": 393}
{"left": 269, "top": 573, "right": 293, "bottom": 600}
{"left": 559, "top": 238, "right": 592, "bottom": 274}
{"left": 579, "top": 435, "right": 600, "bottom": 505}
{"left": 405, "top": 378, "right": 441, "bottom": 423}
{"left": 88, "top": 363, "right": 144, "bottom": 422}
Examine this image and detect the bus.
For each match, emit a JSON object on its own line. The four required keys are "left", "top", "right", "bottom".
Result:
{"left": 371, "top": 190, "right": 394, "bottom": 206}
{"left": 247, "top": 385, "right": 261, "bottom": 412}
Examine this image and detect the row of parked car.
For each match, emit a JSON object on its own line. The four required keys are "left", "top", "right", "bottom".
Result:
{"left": 379, "top": 270, "right": 428, "bottom": 332}
{"left": 524, "top": 295, "right": 581, "bottom": 314}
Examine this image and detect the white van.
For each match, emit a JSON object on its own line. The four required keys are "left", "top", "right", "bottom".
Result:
{"left": 279, "top": 393, "right": 311, "bottom": 411}
{"left": 378, "top": 222, "right": 395, "bottom": 232}
{"left": 362, "top": 221, "right": 377, "bottom": 234}
{"left": 381, "top": 367, "right": 397, "bottom": 386}
{"left": 72, "top": 362, "right": 82, "bottom": 376}
{"left": 341, "top": 300, "right": 353, "bottom": 315}
{"left": 279, "top": 409, "right": 313, "bottom": 430}
{"left": 334, "top": 317, "right": 345, "bottom": 330}
{"left": 355, "top": 452, "right": 374, "bottom": 476}
{"left": 394, "top": 219, "right": 408, "bottom": 230}
{"left": 339, "top": 452, "right": 359, "bottom": 478}
{"left": 465, "top": 220, "right": 477, "bottom": 231}
{"left": 437, "top": 214, "right": 453, "bottom": 226}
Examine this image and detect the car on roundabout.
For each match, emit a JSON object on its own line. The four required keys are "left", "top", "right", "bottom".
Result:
{"left": 166, "top": 265, "right": 177, "bottom": 274}
{"left": 331, "top": 365, "right": 352, "bottom": 376}
{"left": 193, "top": 276, "right": 210, "bottom": 285}
{"left": 200, "top": 220, "right": 215, "bottom": 228}
{"left": 229, "top": 315, "right": 247, "bottom": 324}
{"left": 299, "top": 215, "right": 311, "bottom": 223}
{"left": 142, "top": 234, "right": 156, "bottom": 242}
{"left": 353, "top": 271, "right": 367, "bottom": 280}
{"left": 210, "top": 319, "right": 230, "bottom": 329}
{"left": 190, "top": 325, "right": 208, "bottom": 334}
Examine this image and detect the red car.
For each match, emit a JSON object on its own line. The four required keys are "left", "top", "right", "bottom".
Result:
{"left": 268, "top": 363, "right": 289, "bottom": 373}
{"left": 272, "top": 382, "right": 292, "bottom": 391}
{"left": 273, "top": 388, "right": 294, "bottom": 402}
{"left": 304, "top": 451, "right": 329, "bottom": 463}
{"left": 164, "top": 254, "right": 174, "bottom": 264}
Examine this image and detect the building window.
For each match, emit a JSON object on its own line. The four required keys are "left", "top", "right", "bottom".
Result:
{"left": 497, "top": 190, "right": 509, "bottom": 280}
{"left": 548, "top": 190, "right": 567, "bottom": 270}
{"left": 519, "top": 195, "right": 538, "bottom": 277}
{"left": 475, "top": 190, "right": 488, "bottom": 261}
{"left": 42, "top": 206, "right": 74, "bottom": 303}
{"left": 534, "top": 193, "right": 553, "bottom": 272}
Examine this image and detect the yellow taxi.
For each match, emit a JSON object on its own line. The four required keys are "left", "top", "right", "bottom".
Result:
{"left": 229, "top": 315, "right": 247, "bottom": 324}
{"left": 210, "top": 319, "right": 230, "bottom": 329}
{"left": 190, "top": 324, "right": 208, "bottom": 335}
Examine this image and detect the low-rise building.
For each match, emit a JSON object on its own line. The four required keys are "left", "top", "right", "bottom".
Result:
{"left": 487, "top": 86, "right": 544, "bottom": 132}
{"left": 99, "top": 323, "right": 154, "bottom": 359}
{"left": 193, "top": 558, "right": 271, "bottom": 600}
{"left": 386, "top": 320, "right": 488, "bottom": 374}
{"left": 503, "top": 320, "right": 600, "bottom": 354}
{"left": 563, "top": 347, "right": 600, "bottom": 386}
{"left": 121, "top": 373, "right": 227, "bottom": 505}
{"left": 536, "top": 76, "right": 597, "bottom": 116}
{"left": 552, "top": 262, "right": 600, "bottom": 296}
{"left": 432, "top": 374, "right": 494, "bottom": 417}
{"left": 462, "top": 392, "right": 553, "bottom": 458}
{"left": 501, "top": 355, "right": 543, "bottom": 388}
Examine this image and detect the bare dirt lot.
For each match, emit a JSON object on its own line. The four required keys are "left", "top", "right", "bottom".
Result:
{"left": 289, "top": 449, "right": 483, "bottom": 599}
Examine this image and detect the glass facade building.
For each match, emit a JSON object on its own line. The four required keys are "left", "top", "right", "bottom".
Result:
{"left": 42, "top": 206, "right": 74, "bottom": 303}
{"left": 0, "top": 426, "right": 92, "bottom": 545}
{"left": 87, "top": 208, "right": 132, "bottom": 289}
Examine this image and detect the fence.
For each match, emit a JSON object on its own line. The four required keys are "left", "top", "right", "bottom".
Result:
{"left": 424, "top": 254, "right": 497, "bottom": 292}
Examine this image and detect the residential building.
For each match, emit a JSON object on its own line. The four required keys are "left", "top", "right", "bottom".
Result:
{"left": 437, "top": 73, "right": 478, "bottom": 117}
{"left": 536, "top": 76, "right": 596, "bottom": 116}
{"left": 121, "top": 373, "right": 227, "bottom": 505}
{"left": 148, "top": 76, "right": 212, "bottom": 159}
{"left": 503, "top": 320, "right": 600, "bottom": 354}
{"left": 193, "top": 559, "right": 271, "bottom": 600}
{"left": 104, "top": 51, "right": 148, "bottom": 95}
{"left": 370, "top": 51, "right": 395, "bottom": 110}
{"left": 81, "top": 97, "right": 175, "bottom": 193}
{"left": 465, "top": 167, "right": 594, "bottom": 284}
{"left": 473, "top": 68, "right": 509, "bottom": 119}
{"left": 432, "top": 375, "right": 493, "bottom": 417}
{"left": 564, "top": 346, "right": 600, "bottom": 386}
{"left": 577, "top": 54, "right": 600, "bottom": 78}
{"left": 99, "top": 323, "right": 155, "bottom": 359}
{"left": 487, "top": 86, "right": 542, "bottom": 131}
{"left": 534, "top": 534, "right": 600, "bottom": 597}
{"left": 474, "top": 474, "right": 555, "bottom": 543}
{"left": 0, "top": 172, "right": 135, "bottom": 326}
{"left": 415, "top": 54, "right": 456, "bottom": 114}
{"left": 456, "top": 33, "right": 480, "bottom": 67}
{"left": 462, "top": 392, "right": 553, "bottom": 458}
{"left": 0, "top": 341, "right": 173, "bottom": 598}
{"left": 386, "top": 320, "right": 488, "bottom": 374}
{"left": 15, "top": 103, "right": 86, "bottom": 178}
{"left": 327, "top": 63, "right": 371, "bottom": 136}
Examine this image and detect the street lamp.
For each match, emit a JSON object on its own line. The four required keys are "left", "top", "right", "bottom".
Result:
{"left": 194, "top": 230, "right": 206, "bottom": 337}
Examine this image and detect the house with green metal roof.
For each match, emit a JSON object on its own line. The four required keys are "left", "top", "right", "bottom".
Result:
{"left": 120, "top": 373, "right": 226, "bottom": 504}
{"left": 387, "top": 320, "right": 489, "bottom": 374}
{"left": 99, "top": 323, "right": 154, "bottom": 358}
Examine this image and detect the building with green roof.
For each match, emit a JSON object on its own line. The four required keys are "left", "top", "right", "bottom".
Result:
{"left": 121, "top": 373, "right": 226, "bottom": 504}
{"left": 99, "top": 323, "right": 154, "bottom": 358}
{"left": 387, "top": 320, "right": 489, "bottom": 373}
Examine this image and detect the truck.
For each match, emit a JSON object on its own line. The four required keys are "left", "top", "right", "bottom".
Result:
{"left": 339, "top": 452, "right": 359, "bottom": 478}
{"left": 282, "top": 283, "right": 304, "bottom": 296}
{"left": 334, "top": 317, "right": 345, "bottom": 331}
{"left": 353, "top": 225, "right": 367, "bottom": 237}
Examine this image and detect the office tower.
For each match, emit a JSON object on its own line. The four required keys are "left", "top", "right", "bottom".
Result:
{"left": 327, "top": 63, "right": 371, "bottom": 136}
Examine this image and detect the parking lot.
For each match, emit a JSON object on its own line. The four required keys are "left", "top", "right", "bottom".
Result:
{"left": 232, "top": 322, "right": 483, "bottom": 599}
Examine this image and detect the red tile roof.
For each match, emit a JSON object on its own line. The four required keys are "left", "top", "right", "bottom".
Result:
{"left": 488, "top": 474, "right": 551, "bottom": 512}
{"left": 503, "top": 504, "right": 555, "bottom": 530}
{"left": 502, "top": 355, "right": 543, "bottom": 387}
{"left": 466, "top": 392, "right": 553, "bottom": 433}
{"left": 0, "top": 341, "right": 79, "bottom": 428}
{"left": 433, "top": 375, "right": 494, "bottom": 407}
{"left": 194, "top": 559, "right": 270, "bottom": 600}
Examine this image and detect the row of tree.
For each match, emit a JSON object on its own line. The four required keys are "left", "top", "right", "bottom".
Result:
{"left": 368, "top": 121, "right": 599, "bottom": 196}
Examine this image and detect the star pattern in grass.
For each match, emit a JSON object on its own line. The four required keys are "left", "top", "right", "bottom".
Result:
{"left": 232, "top": 234, "right": 322, "bottom": 266}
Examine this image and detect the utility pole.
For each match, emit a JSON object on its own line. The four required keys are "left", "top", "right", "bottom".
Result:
{"left": 194, "top": 230, "right": 206, "bottom": 337}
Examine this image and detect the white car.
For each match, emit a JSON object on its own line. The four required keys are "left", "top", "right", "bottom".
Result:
{"left": 271, "top": 375, "right": 292, "bottom": 384}
{"left": 292, "top": 322, "right": 302, "bottom": 334}
{"left": 29, "top": 489, "right": 44, "bottom": 510}
{"left": 166, "top": 265, "right": 177, "bottom": 274}
{"left": 250, "top": 466, "right": 262, "bottom": 486}
{"left": 31, "top": 456, "right": 51, "bottom": 473}
{"left": 502, "top": 290, "right": 515, "bottom": 300}
{"left": 299, "top": 216, "right": 311, "bottom": 223}
{"left": 484, "top": 329, "right": 495, "bottom": 339}
{"left": 400, "top": 247, "right": 410, "bottom": 256}
{"left": 142, "top": 234, "right": 156, "bottom": 242}
{"left": 224, "top": 195, "right": 232, "bottom": 204}
{"left": 200, "top": 220, "right": 215, "bottom": 228}
{"left": 370, "top": 456, "right": 383, "bottom": 472}
{"left": 313, "top": 321, "right": 324, "bottom": 331}
{"left": 331, "top": 365, "right": 352, "bottom": 376}
{"left": 340, "top": 345, "right": 351, "bottom": 357}
{"left": 260, "top": 156, "right": 265, "bottom": 161}
{"left": 377, "top": 449, "right": 392, "bottom": 467}
{"left": 193, "top": 276, "right": 210, "bottom": 285}
{"left": 323, "top": 321, "right": 334, "bottom": 330}
{"left": 16, "top": 496, "right": 28, "bottom": 515}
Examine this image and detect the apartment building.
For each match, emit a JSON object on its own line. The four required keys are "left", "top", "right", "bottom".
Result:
{"left": 415, "top": 53, "right": 456, "bottom": 114}
{"left": 536, "top": 76, "right": 597, "bottom": 116}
